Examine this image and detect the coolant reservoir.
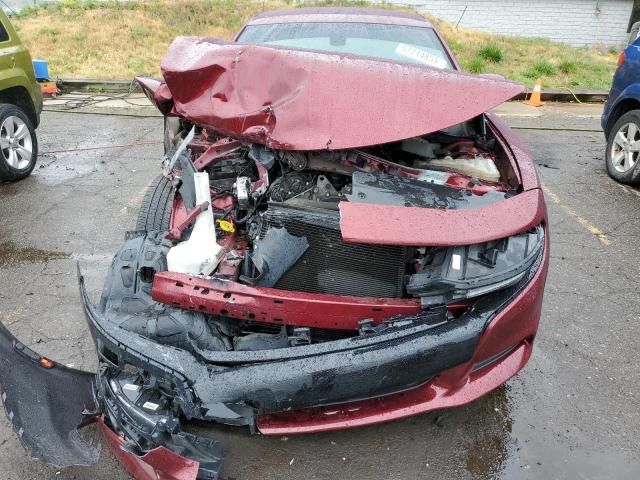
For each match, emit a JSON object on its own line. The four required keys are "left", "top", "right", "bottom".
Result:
{"left": 167, "top": 172, "right": 225, "bottom": 276}
{"left": 424, "top": 156, "right": 501, "bottom": 182}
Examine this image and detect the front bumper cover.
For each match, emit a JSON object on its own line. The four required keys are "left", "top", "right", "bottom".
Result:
{"left": 0, "top": 321, "right": 99, "bottom": 468}
{"left": 0, "top": 229, "right": 547, "bottom": 480}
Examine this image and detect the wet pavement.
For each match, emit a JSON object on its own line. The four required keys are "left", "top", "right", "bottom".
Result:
{"left": 0, "top": 103, "right": 639, "bottom": 479}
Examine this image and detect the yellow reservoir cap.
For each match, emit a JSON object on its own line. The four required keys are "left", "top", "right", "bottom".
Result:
{"left": 217, "top": 219, "right": 235, "bottom": 233}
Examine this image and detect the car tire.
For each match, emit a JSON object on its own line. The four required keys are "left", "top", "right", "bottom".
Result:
{"left": 0, "top": 104, "right": 38, "bottom": 182}
{"left": 136, "top": 174, "right": 175, "bottom": 231}
{"left": 605, "top": 110, "right": 640, "bottom": 185}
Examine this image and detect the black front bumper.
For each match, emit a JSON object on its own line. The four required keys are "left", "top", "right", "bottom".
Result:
{"left": 80, "top": 271, "right": 523, "bottom": 424}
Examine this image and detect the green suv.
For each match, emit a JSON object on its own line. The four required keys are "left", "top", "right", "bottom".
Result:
{"left": 0, "top": 10, "right": 42, "bottom": 182}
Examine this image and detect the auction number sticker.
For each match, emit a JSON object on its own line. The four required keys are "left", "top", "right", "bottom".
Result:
{"left": 395, "top": 43, "right": 448, "bottom": 69}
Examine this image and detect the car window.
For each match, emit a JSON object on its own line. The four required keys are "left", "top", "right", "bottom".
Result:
{"left": 237, "top": 22, "right": 453, "bottom": 69}
{"left": 0, "top": 20, "right": 9, "bottom": 42}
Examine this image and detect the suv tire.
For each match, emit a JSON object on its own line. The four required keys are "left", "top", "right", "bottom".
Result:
{"left": 606, "top": 110, "right": 640, "bottom": 185}
{"left": 0, "top": 103, "right": 38, "bottom": 182}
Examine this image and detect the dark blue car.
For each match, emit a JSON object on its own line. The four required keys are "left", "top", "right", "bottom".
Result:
{"left": 602, "top": 35, "right": 640, "bottom": 184}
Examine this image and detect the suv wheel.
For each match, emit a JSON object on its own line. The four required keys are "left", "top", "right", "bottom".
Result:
{"left": 606, "top": 110, "right": 640, "bottom": 185}
{"left": 0, "top": 104, "right": 38, "bottom": 182}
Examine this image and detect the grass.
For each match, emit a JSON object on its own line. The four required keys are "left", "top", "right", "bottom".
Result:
{"left": 523, "top": 59, "right": 556, "bottom": 79}
{"left": 478, "top": 44, "right": 503, "bottom": 63}
{"left": 428, "top": 15, "right": 619, "bottom": 89}
{"left": 466, "top": 57, "right": 485, "bottom": 74}
{"left": 11, "top": 0, "right": 619, "bottom": 89}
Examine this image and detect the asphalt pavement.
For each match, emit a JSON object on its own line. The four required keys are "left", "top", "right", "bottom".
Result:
{"left": 0, "top": 101, "right": 638, "bottom": 480}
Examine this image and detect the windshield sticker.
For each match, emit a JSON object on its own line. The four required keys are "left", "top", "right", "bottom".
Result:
{"left": 395, "top": 43, "right": 448, "bottom": 69}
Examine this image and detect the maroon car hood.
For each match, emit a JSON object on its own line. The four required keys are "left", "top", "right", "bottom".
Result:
{"left": 143, "top": 37, "right": 524, "bottom": 150}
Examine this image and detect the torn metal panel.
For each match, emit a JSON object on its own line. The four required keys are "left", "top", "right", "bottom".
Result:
{"left": 137, "top": 77, "right": 174, "bottom": 116}
{"left": 192, "top": 137, "right": 242, "bottom": 171}
{"left": 339, "top": 188, "right": 546, "bottom": 247}
{"left": 141, "top": 38, "right": 523, "bottom": 150}
{"left": 0, "top": 321, "right": 99, "bottom": 468}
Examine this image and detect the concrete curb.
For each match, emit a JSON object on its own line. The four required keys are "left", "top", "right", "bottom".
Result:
{"left": 57, "top": 78, "right": 141, "bottom": 93}
{"left": 514, "top": 88, "right": 608, "bottom": 103}
{"left": 56, "top": 78, "right": 610, "bottom": 103}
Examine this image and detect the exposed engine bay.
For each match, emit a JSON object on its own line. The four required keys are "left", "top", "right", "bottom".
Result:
{"left": 129, "top": 115, "right": 541, "bottom": 354}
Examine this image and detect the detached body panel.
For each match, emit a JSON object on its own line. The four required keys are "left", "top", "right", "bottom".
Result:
{"left": 0, "top": 321, "right": 98, "bottom": 467}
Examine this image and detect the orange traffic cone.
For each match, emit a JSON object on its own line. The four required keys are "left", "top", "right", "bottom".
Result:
{"left": 524, "top": 79, "right": 544, "bottom": 107}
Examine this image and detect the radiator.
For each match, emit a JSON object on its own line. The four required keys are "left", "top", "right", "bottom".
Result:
{"left": 259, "top": 204, "right": 408, "bottom": 298}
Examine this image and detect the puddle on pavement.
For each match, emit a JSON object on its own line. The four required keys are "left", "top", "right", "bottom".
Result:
{"left": 0, "top": 241, "right": 69, "bottom": 268}
{"left": 461, "top": 384, "right": 640, "bottom": 480}
{"left": 462, "top": 386, "right": 512, "bottom": 478}
{"left": 33, "top": 152, "right": 104, "bottom": 185}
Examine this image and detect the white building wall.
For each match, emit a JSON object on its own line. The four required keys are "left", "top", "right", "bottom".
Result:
{"left": 380, "top": 0, "right": 634, "bottom": 47}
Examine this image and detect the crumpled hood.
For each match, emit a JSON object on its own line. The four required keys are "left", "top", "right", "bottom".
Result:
{"left": 140, "top": 37, "right": 524, "bottom": 150}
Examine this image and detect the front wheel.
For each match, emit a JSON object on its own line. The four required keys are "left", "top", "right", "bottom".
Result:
{"left": 605, "top": 110, "right": 640, "bottom": 185}
{"left": 0, "top": 104, "right": 38, "bottom": 182}
{"left": 136, "top": 174, "right": 175, "bottom": 231}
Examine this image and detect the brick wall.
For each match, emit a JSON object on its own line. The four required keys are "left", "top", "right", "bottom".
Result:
{"left": 380, "top": 0, "right": 634, "bottom": 47}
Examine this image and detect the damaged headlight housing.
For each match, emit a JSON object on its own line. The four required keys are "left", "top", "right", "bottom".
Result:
{"left": 408, "top": 225, "right": 544, "bottom": 307}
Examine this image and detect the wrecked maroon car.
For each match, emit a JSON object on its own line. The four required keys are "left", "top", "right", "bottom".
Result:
{"left": 0, "top": 8, "right": 548, "bottom": 480}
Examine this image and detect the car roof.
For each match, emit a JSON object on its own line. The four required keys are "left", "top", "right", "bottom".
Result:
{"left": 244, "top": 7, "right": 434, "bottom": 29}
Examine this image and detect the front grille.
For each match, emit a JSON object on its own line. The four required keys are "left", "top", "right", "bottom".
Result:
{"left": 259, "top": 204, "right": 408, "bottom": 298}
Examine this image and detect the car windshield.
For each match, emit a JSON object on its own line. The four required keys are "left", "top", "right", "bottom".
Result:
{"left": 237, "top": 22, "right": 453, "bottom": 69}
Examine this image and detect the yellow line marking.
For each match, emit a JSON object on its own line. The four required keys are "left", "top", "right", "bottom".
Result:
{"left": 542, "top": 185, "right": 611, "bottom": 246}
